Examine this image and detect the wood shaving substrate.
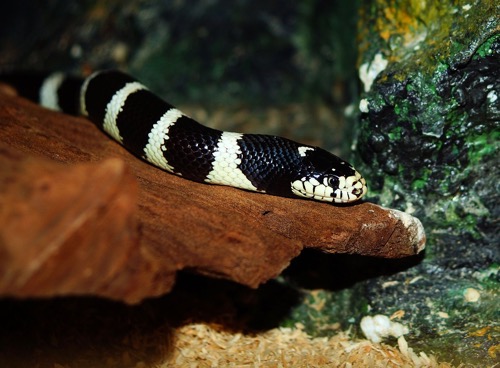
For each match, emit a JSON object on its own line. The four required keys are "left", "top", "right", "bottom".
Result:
{"left": 169, "top": 323, "right": 452, "bottom": 368}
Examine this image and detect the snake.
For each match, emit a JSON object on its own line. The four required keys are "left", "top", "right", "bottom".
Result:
{"left": 1, "top": 70, "right": 367, "bottom": 203}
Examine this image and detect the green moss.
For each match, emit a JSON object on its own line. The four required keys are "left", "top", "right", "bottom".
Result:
{"left": 423, "top": 195, "right": 486, "bottom": 242}
{"left": 359, "top": 0, "right": 499, "bottom": 79}
{"left": 386, "top": 126, "right": 402, "bottom": 140}
{"left": 475, "top": 264, "right": 500, "bottom": 290}
{"left": 474, "top": 34, "right": 500, "bottom": 58}
{"left": 411, "top": 179, "right": 426, "bottom": 190}
{"left": 467, "top": 131, "right": 500, "bottom": 165}
{"left": 393, "top": 101, "right": 409, "bottom": 116}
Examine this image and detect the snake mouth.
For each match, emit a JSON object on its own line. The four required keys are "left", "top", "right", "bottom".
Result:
{"left": 291, "top": 170, "right": 367, "bottom": 203}
{"left": 335, "top": 172, "right": 367, "bottom": 203}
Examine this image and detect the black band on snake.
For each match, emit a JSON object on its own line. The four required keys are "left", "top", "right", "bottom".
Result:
{"left": 1, "top": 70, "right": 367, "bottom": 203}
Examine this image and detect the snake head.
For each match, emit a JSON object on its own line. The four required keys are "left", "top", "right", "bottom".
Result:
{"left": 291, "top": 147, "right": 367, "bottom": 203}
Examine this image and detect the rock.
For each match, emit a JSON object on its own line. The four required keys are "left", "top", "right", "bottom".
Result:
{"left": 353, "top": 1, "right": 499, "bottom": 364}
{"left": 0, "top": 92, "right": 424, "bottom": 304}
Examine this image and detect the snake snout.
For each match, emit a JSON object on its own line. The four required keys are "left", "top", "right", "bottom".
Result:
{"left": 349, "top": 173, "right": 367, "bottom": 200}
{"left": 352, "top": 187, "right": 363, "bottom": 196}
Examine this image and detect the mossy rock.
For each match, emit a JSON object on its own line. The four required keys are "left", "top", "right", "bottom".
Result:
{"left": 351, "top": 1, "right": 498, "bottom": 364}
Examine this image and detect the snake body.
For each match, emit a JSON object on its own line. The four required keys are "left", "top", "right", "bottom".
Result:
{"left": 2, "top": 70, "right": 367, "bottom": 203}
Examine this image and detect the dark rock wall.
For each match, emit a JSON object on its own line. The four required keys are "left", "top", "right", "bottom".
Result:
{"left": 0, "top": 0, "right": 359, "bottom": 107}
{"left": 0, "top": 0, "right": 360, "bottom": 151}
{"left": 355, "top": 1, "right": 499, "bottom": 363}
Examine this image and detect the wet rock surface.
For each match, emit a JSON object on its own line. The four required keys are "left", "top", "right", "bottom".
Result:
{"left": 353, "top": 1, "right": 499, "bottom": 364}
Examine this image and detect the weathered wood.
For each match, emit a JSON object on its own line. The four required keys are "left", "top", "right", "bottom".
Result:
{"left": 0, "top": 149, "right": 147, "bottom": 301}
{"left": 0, "top": 93, "right": 425, "bottom": 303}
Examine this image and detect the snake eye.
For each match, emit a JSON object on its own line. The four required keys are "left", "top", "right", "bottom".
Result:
{"left": 327, "top": 176, "right": 339, "bottom": 188}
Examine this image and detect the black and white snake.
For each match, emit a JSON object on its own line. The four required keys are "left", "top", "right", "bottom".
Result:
{"left": 1, "top": 70, "right": 367, "bottom": 203}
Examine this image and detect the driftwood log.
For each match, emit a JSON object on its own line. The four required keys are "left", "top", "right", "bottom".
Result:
{"left": 0, "top": 92, "right": 426, "bottom": 304}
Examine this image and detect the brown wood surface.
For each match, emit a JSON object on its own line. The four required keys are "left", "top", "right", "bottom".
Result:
{"left": 0, "top": 93, "right": 426, "bottom": 303}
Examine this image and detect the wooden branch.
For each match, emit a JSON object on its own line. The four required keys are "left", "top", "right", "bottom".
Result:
{"left": 0, "top": 93, "right": 426, "bottom": 303}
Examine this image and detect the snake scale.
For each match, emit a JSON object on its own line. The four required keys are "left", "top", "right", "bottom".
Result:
{"left": 1, "top": 70, "right": 367, "bottom": 203}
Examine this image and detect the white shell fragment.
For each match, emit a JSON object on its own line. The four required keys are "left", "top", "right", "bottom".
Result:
{"left": 360, "top": 315, "right": 409, "bottom": 343}
{"left": 359, "top": 53, "right": 388, "bottom": 92}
